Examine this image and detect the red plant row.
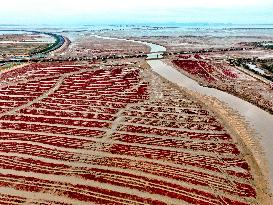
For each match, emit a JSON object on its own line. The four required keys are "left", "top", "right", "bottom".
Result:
{"left": 118, "top": 125, "right": 232, "bottom": 141}
{"left": 0, "top": 132, "right": 90, "bottom": 149}
{"left": 123, "top": 117, "right": 224, "bottom": 131}
{"left": 0, "top": 115, "right": 110, "bottom": 129}
{"left": 0, "top": 122, "right": 105, "bottom": 137}
{"left": 19, "top": 108, "right": 116, "bottom": 121}
{"left": 112, "top": 133, "right": 239, "bottom": 155}
{"left": 41, "top": 97, "right": 127, "bottom": 108}
{"left": 123, "top": 110, "right": 218, "bottom": 123}
{"left": 146, "top": 101, "right": 202, "bottom": 108}
{"left": 130, "top": 105, "right": 209, "bottom": 115}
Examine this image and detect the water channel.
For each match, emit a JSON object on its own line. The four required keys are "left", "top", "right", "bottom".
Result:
{"left": 246, "top": 63, "right": 266, "bottom": 75}
{"left": 147, "top": 60, "right": 273, "bottom": 192}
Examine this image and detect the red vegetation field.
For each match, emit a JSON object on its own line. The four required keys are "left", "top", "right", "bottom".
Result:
{"left": 172, "top": 54, "right": 273, "bottom": 115}
{"left": 0, "top": 62, "right": 259, "bottom": 204}
{"left": 173, "top": 55, "right": 239, "bottom": 83}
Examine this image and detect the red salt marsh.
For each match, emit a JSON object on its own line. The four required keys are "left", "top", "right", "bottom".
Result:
{"left": 0, "top": 61, "right": 268, "bottom": 204}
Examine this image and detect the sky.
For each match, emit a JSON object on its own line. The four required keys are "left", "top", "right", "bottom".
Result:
{"left": 0, "top": 0, "right": 273, "bottom": 25}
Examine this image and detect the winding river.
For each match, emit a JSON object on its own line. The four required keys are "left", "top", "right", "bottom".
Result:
{"left": 91, "top": 34, "right": 166, "bottom": 59}
{"left": 94, "top": 34, "right": 273, "bottom": 191}
{"left": 148, "top": 60, "right": 273, "bottom": 190}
